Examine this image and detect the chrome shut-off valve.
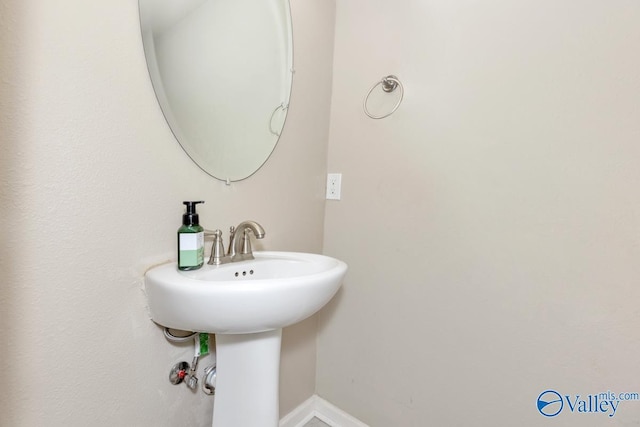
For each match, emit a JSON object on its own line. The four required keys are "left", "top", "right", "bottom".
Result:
{"left": 169, "top": 361, "right": 189, "bottom": 385}
{"left": 169, "top": 360, "right": 199, "bottom": 390}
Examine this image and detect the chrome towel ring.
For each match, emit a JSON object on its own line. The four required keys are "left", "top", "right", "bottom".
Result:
{"left": 363, "top": 75, "right": 404, "bottom": 119}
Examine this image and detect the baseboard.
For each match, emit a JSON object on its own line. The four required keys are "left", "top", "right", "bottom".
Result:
{"left": 279, "top": 396, "right": 317, "bottom": 427}
{"left": 279, "top": 395, "right": 369, "bottom": 427}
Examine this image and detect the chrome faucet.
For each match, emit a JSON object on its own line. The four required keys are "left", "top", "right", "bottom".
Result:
{"left": 228, "top": 220, "right": 265, "bottom": 261}
{"left": 207, "top": 221, "right": 265, "bottom": 265}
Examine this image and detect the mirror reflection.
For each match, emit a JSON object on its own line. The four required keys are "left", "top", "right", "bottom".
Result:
{"left": 139, "top": 0, "right": 293, "bottom": 182}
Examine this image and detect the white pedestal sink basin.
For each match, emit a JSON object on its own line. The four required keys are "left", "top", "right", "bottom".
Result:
{"left": 144, "top": 251, "right": 347, "bottom": 427}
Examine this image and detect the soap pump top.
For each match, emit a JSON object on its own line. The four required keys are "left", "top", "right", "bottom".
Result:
{"left": 182, "top": 200, "right": 204, "bottom": 226}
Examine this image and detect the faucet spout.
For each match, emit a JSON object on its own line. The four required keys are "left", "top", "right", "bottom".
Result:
{"left": 229, "top": 220, "right": 265, "bottom": 261}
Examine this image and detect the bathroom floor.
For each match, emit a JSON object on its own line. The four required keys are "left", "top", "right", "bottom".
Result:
{"left": 303, "top": 417, "right": 331, "bottom": 427}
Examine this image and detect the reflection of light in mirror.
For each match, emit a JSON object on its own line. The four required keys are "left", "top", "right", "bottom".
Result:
{"left": 139, "top": 0, "right": 293, "bottom": 182}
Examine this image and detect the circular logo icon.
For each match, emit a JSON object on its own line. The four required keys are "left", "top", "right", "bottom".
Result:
{"left": 537, "top": 390, "right": 563, "bottom": 417}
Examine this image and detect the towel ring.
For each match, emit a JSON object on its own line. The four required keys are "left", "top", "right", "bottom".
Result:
{"left": 363, "top": 75, "right": 404, "bottom": 119}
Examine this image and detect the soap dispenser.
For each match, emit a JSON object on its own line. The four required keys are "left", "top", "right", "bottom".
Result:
{"left": 177, "top": 201, "right": 205, "bottom": 271}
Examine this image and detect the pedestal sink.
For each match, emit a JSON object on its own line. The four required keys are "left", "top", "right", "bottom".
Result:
{"left": 144, "top": 251, "right": 347, "bottom": 427}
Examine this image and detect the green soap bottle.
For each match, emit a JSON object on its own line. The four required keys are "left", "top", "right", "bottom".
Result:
{"left": 178, "top": 201, "right": 205, "bottom": 270}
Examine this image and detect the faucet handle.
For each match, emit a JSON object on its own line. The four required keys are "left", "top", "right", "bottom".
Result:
{"left": 226, "top": 226, "right": 236, "bottom": 256}
{"left": 203, "top": 229, "right": 218, "bottom": 238}
{"left": 208, "top": 230, "right": 228, "bottom": 265}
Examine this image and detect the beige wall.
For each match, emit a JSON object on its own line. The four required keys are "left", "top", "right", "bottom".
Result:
{"left": 0, "top": 0, "right": 334, "bottom": 425}
{"left": 320, "top": 1, "right": 640, "bottom": 426}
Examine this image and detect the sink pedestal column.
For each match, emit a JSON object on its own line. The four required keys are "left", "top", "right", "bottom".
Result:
{"left": 212, "top": 329, "right": 282, "bottom": 427}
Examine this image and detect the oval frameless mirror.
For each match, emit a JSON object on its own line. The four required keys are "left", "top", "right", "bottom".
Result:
{"left": 139, "top": 0, "right": 293, "bottom": 182}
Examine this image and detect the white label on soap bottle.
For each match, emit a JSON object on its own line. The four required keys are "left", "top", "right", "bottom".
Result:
{"left": 179, "top": 232, "right": 204, "bottom": 267}
{"left": 179, "top": 233, "right": 200, "bottom": 250}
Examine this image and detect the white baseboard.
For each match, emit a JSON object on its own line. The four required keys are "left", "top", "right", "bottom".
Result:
{"left": 279, "top": 395, "right": 369, "bottom": 427}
